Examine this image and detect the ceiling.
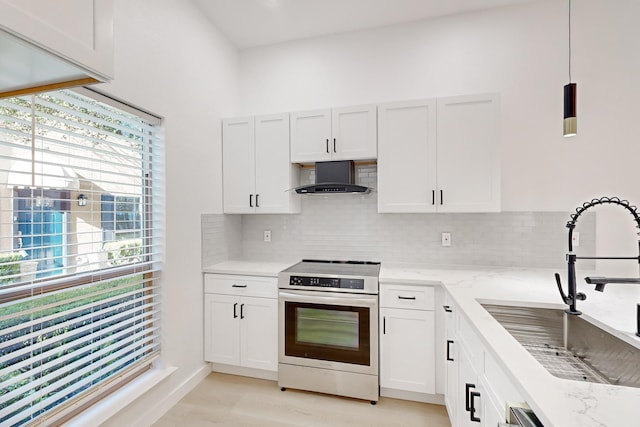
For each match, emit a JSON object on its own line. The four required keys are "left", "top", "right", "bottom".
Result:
{"left": 192, "top": 0, "right": 537, "bottom": 49}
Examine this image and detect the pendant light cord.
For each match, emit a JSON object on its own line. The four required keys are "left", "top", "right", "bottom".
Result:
{"left": 568, "top": 0, "right": 572, "bottom": 83}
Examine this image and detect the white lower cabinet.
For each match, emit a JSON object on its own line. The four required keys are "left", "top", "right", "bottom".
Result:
{"left": 444, "top": 296, "right": 524, "bottom": 427}
{"left": 380, "top": 284, "right": 436, "bottom": 396}
{"left": 204, "top": 274, "right": 278, "bottom": 373}
{"left": 456, "top": 341, "right": 483, "bottom": 426}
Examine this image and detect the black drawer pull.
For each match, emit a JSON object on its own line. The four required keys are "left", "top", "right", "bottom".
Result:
{"left": 249, "top": 194, "right": 253, "bottom": 207}
{"left": 233, "top": 303, "right": 238, "bottom": 319}
{"left": 446, "top": 340, "right": 454, "bottom": 361}
{"left": 383, "top": 317, "right": 386, "bottom": 335}
{"left": 465, "top": 383, "right": 475, "bottom": 412}
{"left": 326, "top": 138, "right": 329, "bottom": 153}
{"left": 232, "top": 284, "right": 247, "bottom": 288}
{"left": 470, "top": 391, "right": 481, "bottom": 422}
{"left": 397, "top": 296, "right": 416, "bottom": 300}
{"left": 240, "top": 303, "right": 245, "bottom": 319}
{"left": 443, "top": 305, "right": 452, "bottom": 312}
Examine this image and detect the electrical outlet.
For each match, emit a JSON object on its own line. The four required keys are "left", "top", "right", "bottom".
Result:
{"left": 572, "top": 231, "right": 579, "bottom": 247}
{"left": 263, "top": 230, "right": 271, "bottom": 242}
{"left": 441, "top": 232, "right": 451, "bottom": 247}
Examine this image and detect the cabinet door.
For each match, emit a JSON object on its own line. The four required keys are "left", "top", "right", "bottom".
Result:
{"left": 380, "top": 307, "right": 435, "bottom": 394}
{"left": 0, "top": 0, "right": 114, "bottom": 79}
{"left": 204, "top": 294, "right": 240, "bottom": 365}
{"left": 290, "top": 109, "right": 332, "bottom": 163}
{"left": 377, "top": 99, "right": 438, "bottom": 213}
{"left": 436, "top": 94, "right": 500, "bottom": 213}
{"left": 255, "top": 113, "right": 300, "bottom": 213}
{"left": 444, "top": 302, "right": 458, "bottom": 426}
{"left": 240, "top": 296, "right": 278, "bottom": 371}
{"left": 458, "top": 342, "right": 482, "bottom": 427}
{"left": 222, "top": 117, "right": 256, "bottom": 213}
{"left": 331, "top": 105, "right": 377, "bottom": 160}
{"left": 480, "top": 376, "right": 508, "bottom": 427}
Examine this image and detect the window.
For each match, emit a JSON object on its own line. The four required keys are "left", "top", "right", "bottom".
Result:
{"left": 0, "top": 89, "right": 163, "bottom": 426}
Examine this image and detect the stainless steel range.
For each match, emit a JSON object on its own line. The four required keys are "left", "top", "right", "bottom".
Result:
{"left": 278, "top": 259, "right": 380, "bottom": 403}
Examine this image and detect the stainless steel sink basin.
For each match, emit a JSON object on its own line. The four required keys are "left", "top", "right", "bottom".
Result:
{"left": 481, "top": 303, "right": 640, "bottom": 387}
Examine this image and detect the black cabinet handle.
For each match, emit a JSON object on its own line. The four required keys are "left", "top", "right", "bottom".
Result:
{"left": 446, "top": 340, "right": 454, "bottom": 361}
{"left": 470, "top": 391, "right": 481, "bottom": 423}
{"left": 440, "top": 189, "right": 443, "bottom": 205}
{"left": 383, "top": 317, "right": 386, "bottom": 335}
{"left": 326, "top": 138, "right": 329, "bottom": 153}
{"left": 256, "top": 194, "right": 260, "bottom": 207}
{"left": 240, "top": 303, "right": 245, "bottom": 319}
{"left": 233, "top": 303, "right": 238, "bottom": 319}
{"left": 398, "top": 296, "right": 416, "bottom": 300}
{"left": 232, "top": 284, "right": 247, "bottom": 288}
{"left": 432, "top": 190, "right": 435, "bottom": 205}
{"left": 249, "top": 194, "right": 253, "bottom": 207}
{"left": 465, "top": 383, "right": 475, "bottom": 411}
{"left": 333, "top": 138, "right": 336, "bottom": 153}
{"left": 443, "top": 305, "right": 452, "bottom": 312}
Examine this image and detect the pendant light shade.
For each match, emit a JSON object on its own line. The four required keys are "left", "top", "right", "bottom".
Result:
{"left": 563, "top": 82, "right": 577, "bottom": 137}
{"left": 563, "top": 0, "right": 577, "bottom": 137}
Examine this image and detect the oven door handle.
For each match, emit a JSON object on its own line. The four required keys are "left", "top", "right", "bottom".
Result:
{"left": 278, "top": 291, "right": 376, "bottom": 306}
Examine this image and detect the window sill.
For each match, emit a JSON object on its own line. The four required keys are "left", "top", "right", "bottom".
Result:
{"left": 64, "top": 365, "right": 177, "bottom": 427}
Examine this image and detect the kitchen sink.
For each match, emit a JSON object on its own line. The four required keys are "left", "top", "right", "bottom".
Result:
{"left": 481, "top": 303, "right": 640, "bottom": 387}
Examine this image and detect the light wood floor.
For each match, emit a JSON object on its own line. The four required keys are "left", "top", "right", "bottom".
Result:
{"left": 153, "top": 372, "right": 451, "bottom": 427}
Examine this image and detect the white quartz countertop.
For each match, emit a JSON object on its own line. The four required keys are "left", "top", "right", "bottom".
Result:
{"left": 203, "top": 260, "right": 296, "bottom": 277}
{"left": 382, "top": 263, "right": 640, "bottom": 427}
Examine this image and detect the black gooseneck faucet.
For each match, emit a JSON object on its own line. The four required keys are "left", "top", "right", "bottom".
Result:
{"left": 555, "top": 197, "right": 640, "bottom": 316}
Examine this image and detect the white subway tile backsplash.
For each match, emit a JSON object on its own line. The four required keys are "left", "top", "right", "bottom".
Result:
{"left": 201, "top": 214, "right": 242, "bottom": 267}
{"left": 202, "top": 166, "right": 595, "bottom": 270}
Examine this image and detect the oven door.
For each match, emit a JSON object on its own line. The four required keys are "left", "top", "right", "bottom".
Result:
{"left": 278, "top": 290, "right": 378, "bottom": 375}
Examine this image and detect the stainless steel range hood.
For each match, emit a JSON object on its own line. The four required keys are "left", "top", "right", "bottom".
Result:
{"left": 294, "top": 160, "right": 371, "bottom": 194}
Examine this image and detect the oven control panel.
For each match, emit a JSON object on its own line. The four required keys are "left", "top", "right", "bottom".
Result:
{"left": 289, "top": 276, "right": 364, "bottom": 290}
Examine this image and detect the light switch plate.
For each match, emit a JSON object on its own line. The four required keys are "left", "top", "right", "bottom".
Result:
{"left": 263, "top": 230, "right": 271, "bottom": 242}
{"left": 441, "top": 232, "right": 451, "bottom": 247}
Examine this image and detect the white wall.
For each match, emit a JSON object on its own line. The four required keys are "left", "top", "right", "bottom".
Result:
{"left": 93, "top": 0, "right": 238, "bottom": 425}
{"left": 238, "top": 0, "right": 640, "bottom": 274}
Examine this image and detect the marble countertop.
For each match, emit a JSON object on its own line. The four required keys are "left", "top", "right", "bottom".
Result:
{"left": 381, "top": 263, "right": 640, "bottom": 427}
{"left": 202, "top": 259, "right": 297, "bottom": 277}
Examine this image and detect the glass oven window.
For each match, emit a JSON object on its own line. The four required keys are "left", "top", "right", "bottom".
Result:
{"left": 284, "top": 301, "right": 370, "bottom": 366}
{"left": 296, "top": 307, "right": 359, "bottom": 349}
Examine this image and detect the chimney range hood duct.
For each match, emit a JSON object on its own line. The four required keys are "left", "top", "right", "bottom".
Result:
{"left": 295, "top": 160, "right": 371, "bottom": 194}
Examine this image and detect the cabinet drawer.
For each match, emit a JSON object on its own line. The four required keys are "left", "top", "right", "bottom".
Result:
{"left": 380, "top": 284, "right": 434, "bottom": 310}
{"left": 204, "top": 274, "right": 277, "bottom": 298}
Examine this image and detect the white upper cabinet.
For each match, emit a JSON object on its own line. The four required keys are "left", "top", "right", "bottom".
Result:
{"left": 331, "top": 105, "right": 377, "bottom": 160}
{"left": 223, "top": 117, "right": 256, "bottom": 214}
{"left": 436, "top": 94, "right": 501, "bottom": 213}
{"left": 290, "top": 104, "right": 377, "bottom": 163}
{"left": 377, "top": 99, "right": 438, "bottom": 213}
{"left": 222, "top": 113, "right": 300, "bottom": 214}
{"left": 0, "top": 0, "right": 114, "bottom": 96}
{"left": 378, "top": 94, "right": 500, "bottom": 213}
{"left": 290, "top": 109, "right": 332, "bottom": 162}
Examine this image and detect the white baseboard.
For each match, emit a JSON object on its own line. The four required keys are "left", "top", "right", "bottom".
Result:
{"left": 380, "top": 387, "right": 445, "bottom": 405}
{"left": 140, "top": 364, "right": 212, "bottom": 426}
{"left": 211, "top": 363, "right": 278, "bottom": 381}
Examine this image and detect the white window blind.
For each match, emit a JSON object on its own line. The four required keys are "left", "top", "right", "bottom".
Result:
{"left": 0, "top": 89, "right": 164, "bottom": 427}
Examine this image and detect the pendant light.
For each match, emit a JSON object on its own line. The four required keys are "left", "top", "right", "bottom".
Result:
{"left": 563, "top": 0, "right": 577, "bottom": 137}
